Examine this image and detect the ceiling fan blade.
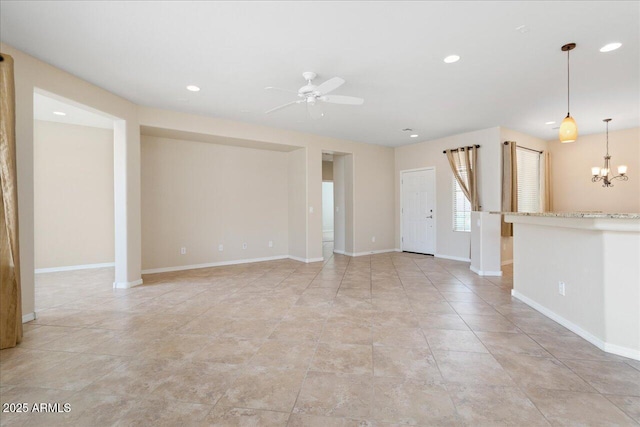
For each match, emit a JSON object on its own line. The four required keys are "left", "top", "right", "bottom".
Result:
{"left": 315, "top": 77, "right": 345, "bottom": 95}
{"left": 265, "top": 100, "right": 301, "bottom": 114}
{"left": 320, "top": 95, "right": 364, "bottom": 105}
{"left": 307, "top": 101, "right": 324, "bottom": 119}
{"left": 265, "top": 86, "right": 298, "bottom": 95}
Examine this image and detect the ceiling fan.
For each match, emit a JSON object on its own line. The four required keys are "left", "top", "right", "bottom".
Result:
{"left": 265, "top": 72, "right": 364, "bottom": 119}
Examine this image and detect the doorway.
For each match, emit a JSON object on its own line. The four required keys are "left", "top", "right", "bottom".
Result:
{"left": 33, "top": 90, "right": 117, "bottom": 310}
{"left": 401, "top": 168, "right": 436, "bottom": 255}
{"left": 322, "top": 151, "right": 354, "bottom": 256}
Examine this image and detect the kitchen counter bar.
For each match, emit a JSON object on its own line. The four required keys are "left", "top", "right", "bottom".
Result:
{"left": 497, "top": 212, "right": 640, "bottom": 361}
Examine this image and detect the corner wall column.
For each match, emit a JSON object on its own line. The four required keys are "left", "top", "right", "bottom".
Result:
{"left": 113, "top": 120, "right": 142, "bottom": 288}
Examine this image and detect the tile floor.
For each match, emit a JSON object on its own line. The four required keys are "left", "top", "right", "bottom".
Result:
{"left": 1, "top": 245, "right": 639, "bottom": 426}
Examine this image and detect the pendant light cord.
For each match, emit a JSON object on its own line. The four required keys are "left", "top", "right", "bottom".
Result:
{"left": 567, "top": 49, "right": 570, "bottom": 116}
{"left": 606, "top": 120, "right": 609, "bottom": 156}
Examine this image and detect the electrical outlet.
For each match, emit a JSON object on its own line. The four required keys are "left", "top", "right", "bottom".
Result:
{"left": 371, "top": 236, "right": 376, "bottom": 243}
{"left": 309, "top": 206, "right": 314, "bottom": 213}
{"left": 242, "top": 243, "right": 247, "bottom": 250}
{"left": 558, "top": 281, "right": 566, "bottom": 296}
{"left": 180, "top": 247, "right": 187, "bottom": 255}
{"left": 268, "top": 241, "right": 273, "bottom": 248}
{"left": 218, "top": 244, "right": 223, "bottom": 252}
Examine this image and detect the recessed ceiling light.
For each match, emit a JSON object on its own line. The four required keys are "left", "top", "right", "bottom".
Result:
{"left": 444, "top": 55, "right": 460, "bottom": 64}
{"left": 600, "top": 42, "right": 622, "bottom": 52}
{"left": 545, "top": 121, "right": 556, "bottom": 125}
{"left": 186, "top": 85, "right": 200, "bottom": 92}
{"left": 53, "top": 111, "right": 66, "bottom": 116}
{"left": 410, "top": 134, "right": 419, "bottom": 138}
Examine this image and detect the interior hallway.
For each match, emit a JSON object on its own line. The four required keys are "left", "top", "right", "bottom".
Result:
{"left": 2, "top": 249, "right": 639, "bottom": 426}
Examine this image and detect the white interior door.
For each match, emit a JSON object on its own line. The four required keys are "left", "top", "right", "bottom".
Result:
{"left": 322, "top": 182, "right": 334, "bottom": 242}
{"left": 402, "top": 169, "right": 436, "bottom": 255}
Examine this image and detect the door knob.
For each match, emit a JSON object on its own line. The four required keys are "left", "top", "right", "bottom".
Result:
{"left": 426, "top": 215, "right": 433, "bottom": 219}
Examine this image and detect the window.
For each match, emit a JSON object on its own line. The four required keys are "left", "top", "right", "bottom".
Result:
{"left": 516, "top": 147, "right": 541, "bottom": 213}
{"left": 453, "top": 172, "right": 471, "bottom": 232}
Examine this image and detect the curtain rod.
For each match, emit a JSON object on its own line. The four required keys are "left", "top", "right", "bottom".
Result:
{"left": 504, "top": 141, "right": 543, "bottom": 154}
{"left": 442, "top": 144, "right": 480, "bottom": 154}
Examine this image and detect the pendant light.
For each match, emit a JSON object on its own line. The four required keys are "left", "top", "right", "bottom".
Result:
{"left": 559, "top": 43, "right": 578, "bottom": 143}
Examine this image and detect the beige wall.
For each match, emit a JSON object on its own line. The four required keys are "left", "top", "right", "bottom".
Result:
{"left": 138, "top": 107, "right": 397, "bottom": 258}
{"left": 2, "top": 43, "right": 141, "bottom": 317}
{"left": 34, "top": 120, "right": 114, "bottom": 269}
{"left": 549, "top": 127, "right": 639, "bottom": 213}
{"left": 6, "top": 43, "right": 397, "bottom": 316}
{"left": 333, "top": 156, "right": 346, "bottom": 253}
{"left": 395, "top": 127, "right": 501, "bottom": 260}
{"left": 288, "top": 149, "right": 307, "bottom": 260}
{"left": 141, "top": 135, "right": 289, "bottom": 271}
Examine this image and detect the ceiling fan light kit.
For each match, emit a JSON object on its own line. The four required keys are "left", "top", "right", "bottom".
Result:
{"left": 265, "top": 71, "right": 364, "bottom": 118}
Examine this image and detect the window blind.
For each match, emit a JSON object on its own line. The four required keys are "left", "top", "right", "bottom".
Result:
{"left": 516, "top": 147, "right": 541, "bottom": 213}
{"left": 453, "top": 172, "right": 471, "bottom": 232}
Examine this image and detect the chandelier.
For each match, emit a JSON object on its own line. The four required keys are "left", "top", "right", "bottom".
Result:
{"left": 591, "top": 118, "right": 628, "bottom": 187}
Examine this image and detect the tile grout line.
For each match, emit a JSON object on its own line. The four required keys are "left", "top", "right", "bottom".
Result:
{"left": 287, "top": 250, "right": 352, "bottom": 421}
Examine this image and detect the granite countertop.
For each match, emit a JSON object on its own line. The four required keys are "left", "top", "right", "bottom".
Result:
{"left": 489, "top": 211, "right": 640, "bottom": 219}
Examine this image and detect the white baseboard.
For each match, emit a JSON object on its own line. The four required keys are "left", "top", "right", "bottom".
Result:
{"left": 603, "top": 342, "right": 640, "bottom": 361}
{"left": 470, "top": 265, "right": 503, "bottom": 277}
{"left": 22, "top": 312, "right": 36, "bottom": 323}
{"left": 350, "top": 249, "right": 397, "bottom": 257}
{"left": 434, "top": 253, "right": 471, "bottom": 262}
{"left": 334, "top": 249, "right": 398, "bottom": 257}
{"left": 288, "top": 255, "right": 324, "bottom": 263}
{"left": 35, "top": 262, "right": 115, "bottom": 274}
{"left": 142, "top": 255, "right": 290, "bottom": 274}
{"left": 113, "top": 279, "right": 143, "bottom": 289}
{"left": 501, "top": 259, "right": 513, "bottom": 266}
{"left": 512, "top": 289, "right": 640, "bottom": 361}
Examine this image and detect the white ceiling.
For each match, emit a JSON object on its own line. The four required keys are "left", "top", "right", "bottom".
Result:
{"left": 2, "top": 1, "right": 638, "bottom": 146}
